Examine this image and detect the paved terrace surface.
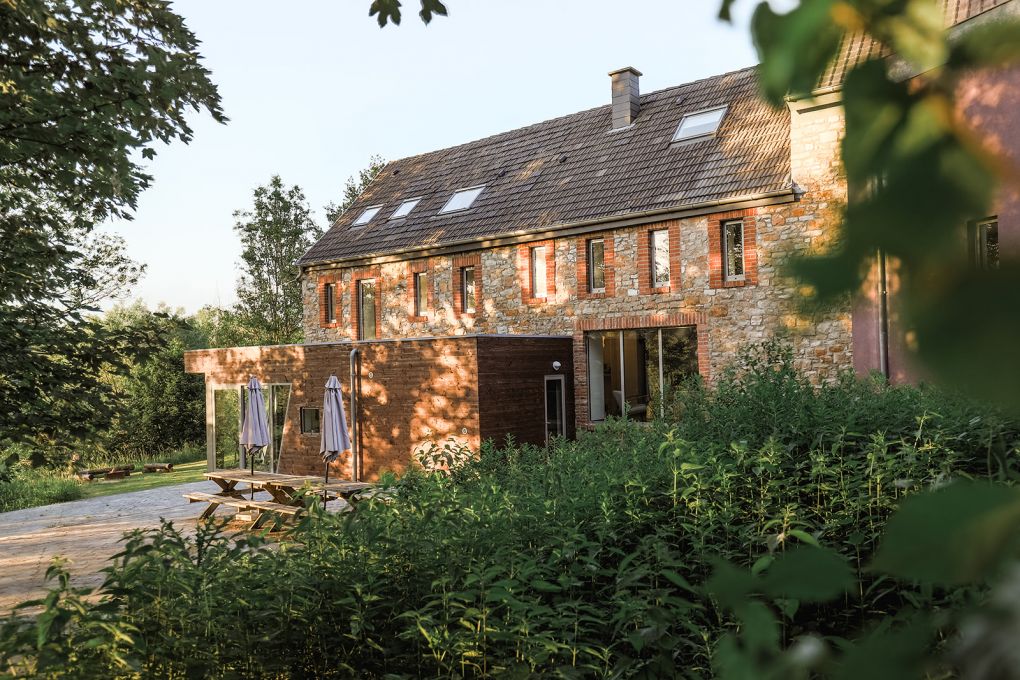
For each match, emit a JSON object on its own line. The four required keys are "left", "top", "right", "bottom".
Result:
{"left": 0, "top": 481, "right": 231, "bottom": 613}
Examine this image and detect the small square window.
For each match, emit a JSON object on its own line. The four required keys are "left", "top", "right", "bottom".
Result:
{"left": 353, "top": 205, "right": 383, "bottom": 226}
{"left": 414, "top": 271, "right": 428, "bottom": 316}
{"left": 651, "top": 229, "right": 670, "bottom": 287}
{"left": 673, "top": 106, "right": 727, "bottom": 142}
{"left": 722, "top": 219, "right": 745, "bottom": 281}
{"left": 440, "top": 186, "right": 484, "bottom": 214}
{"left": 324, "top": 283, "right": 337, "bottom": 323}
{"left": 971, "top": 217, "right": 999, "bottom": 270}
{"left": 300, "top": 407, "right": 321, "bottom": 434}
{"left": 461, "top": 267, "right": 476, "bottom": 313}
{"left": 530, "top": 246, "right": 547, "bottom": 299}
{"left": 587, "top": 239, "right": 606, "bottom": 293}
{"left": 391, "top": 198, "right": 421, "bottom": 219}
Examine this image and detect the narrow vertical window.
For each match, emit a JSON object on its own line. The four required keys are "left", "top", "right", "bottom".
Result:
{"left": 651, "top": 229, "right": 670, "bottom": 288}
{"left": 722, "top": 220, "right": 745, "bottom": 280}
{"left": 358, "top": 279, "right": 377, "bottom": 340}
{"left": 414, "top": 271, "right": 428, "bottom": 316}
{"left": 587, "top": 239, "right": 606, "bottom": 292}
{"left": 324, "top": 283, "right": 336, "bottom": 323}
{"left": 461, "top": 267, "right": 476, "bottom": 314}
{"left": 530, "top": 246, "right": 547, "bottom": 299}
{"left": 971, "top": 217, "right": 999, "bottom": 270}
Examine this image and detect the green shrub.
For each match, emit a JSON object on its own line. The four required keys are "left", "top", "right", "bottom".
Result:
{"left": 2, "top": 342, "right": 1017, "bottom": 677}
{"left": 0, "top": 463, "right": 82, "bottom": 513}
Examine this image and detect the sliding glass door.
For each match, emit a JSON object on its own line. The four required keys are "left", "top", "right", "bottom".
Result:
{"left": 585, "top": 326, "right": 698, "bottom": 422}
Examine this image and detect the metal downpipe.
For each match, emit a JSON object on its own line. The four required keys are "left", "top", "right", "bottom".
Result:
{"left": 349, "top": 348, "right": 360, "bottom": 482}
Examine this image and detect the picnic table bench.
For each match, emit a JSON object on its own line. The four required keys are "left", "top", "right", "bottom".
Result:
{"left": 186, "top": 470, "right": 374, "bottom": 531}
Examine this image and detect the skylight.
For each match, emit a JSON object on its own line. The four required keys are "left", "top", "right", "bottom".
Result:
{"left": 390, "top": 197, "right": 421, "bottom": 219}
{"left": 439, "top": 186, "right": 485, "bottom": 214}
{"left": 672, "top": 106, "right": 727, "bottom": 142}
{"left": 352, "top": 205, "right": 383, "bottom": 226}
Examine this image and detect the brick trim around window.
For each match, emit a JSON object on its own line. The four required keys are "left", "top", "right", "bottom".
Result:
{"left": 571, "top": 312, "right": 711, "bottom": 430}
{"left": 317, "top": 271, "right": 343, "bottom": 328}
{"left": 517, "top": 240, "right": 556, "bottom": 305}
{"left": 407, "top": 259, "right": 433, "bottom": 322}
{"left": 708, "top": 208, "right": 758, "bottom": 288}
{"left": 452, "top": 253, "right": 482, "bottom": 318}
{"left": 576, "top": 234, "right": 616, "bottom": 300}
{"left": 637, "top": 220, "right": 682, "bottom": 295}
{"left": 350, "top": 265, "right": 382, "bottom": 341}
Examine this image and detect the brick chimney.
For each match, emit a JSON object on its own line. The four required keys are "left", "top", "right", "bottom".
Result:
{"left": 608, "top": 66, "right": 642, "bottom": 129}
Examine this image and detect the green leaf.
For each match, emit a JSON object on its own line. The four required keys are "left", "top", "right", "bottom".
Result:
{"left": 834, "top": 619, "right": 931, "bottom": 680}
{"left": 761, "top": 547, "right": 853, "bottom": 602}
{"left": 786, "top": 529, "right": 820, "bottom": 547}
{"left": 872, "top": 482, "right": 1020, "bottom": 585}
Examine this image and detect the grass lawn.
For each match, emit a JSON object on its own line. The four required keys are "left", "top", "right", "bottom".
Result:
{"left": 79, "top": 460, "right": 208, "bottom": 499}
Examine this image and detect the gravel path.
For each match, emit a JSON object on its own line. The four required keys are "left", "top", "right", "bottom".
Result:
{"left": 0, "top": 481, "right": 233, "bottom": 613}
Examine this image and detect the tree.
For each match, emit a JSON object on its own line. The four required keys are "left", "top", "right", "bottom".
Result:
{"left": 324, "top": 155, "right": 387, "bottom": 225}
{"left": 0, "top": 0, "right": 223, "bottom": 444}
{"left": 233, "top": 176, "right": 322, "bottom": 345}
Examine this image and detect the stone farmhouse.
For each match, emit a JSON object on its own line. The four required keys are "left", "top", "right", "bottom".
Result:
{"left": 186, "top": 0, "right": 1019, "bottom": 480}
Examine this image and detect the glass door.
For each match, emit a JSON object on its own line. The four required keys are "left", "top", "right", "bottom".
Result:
{"left": 545, "top": 375, "right": 566, "bottom": 445}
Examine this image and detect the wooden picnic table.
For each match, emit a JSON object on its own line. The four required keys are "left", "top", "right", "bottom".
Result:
{"left": 185, "top": 470, "right": 374, "bottom": 530}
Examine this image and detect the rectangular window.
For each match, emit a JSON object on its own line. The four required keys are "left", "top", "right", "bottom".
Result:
{"left": 299, "top": 407, "right": 321, "bottom": 434}
{"left": 651, "top": 229, "right": 670, "bottom": 287}
{"left": 414, "top": 271, "right": 428, "bottom": 316}
{"left": 587, "top": 239, "right": 606, "bottom": 292}
{"left": 722, "top": 219, "right": 745, "bottom": 280}
{"left": 353, "top": 205, "right": 382, "bottom": 226}
{"left": 971, "top": 217, "right": 999, "bottom": 270}
{"left": 586, "top": 326, "right": 698, "bottom": 422}
{"left": 440, "top": 186, "right": 485, "bottom": 214}
{"left": 391, "top": 197, "right": 421, "bottom": 219}
{"left": 530, "top": 246, "right": 547, "bottom": 299}
{"left": 461, "top": 267, "right": 476, "bottom": 314}
{"left": 358, "top": 279, "right": 377, "bottom": 340}
{"left": 324, "top": 283, "right": 336, "bottom": 323}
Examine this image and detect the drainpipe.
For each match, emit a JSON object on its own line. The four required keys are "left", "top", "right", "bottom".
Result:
{"left": 877, "top": 250, "right": 890, "bottom": 380}
{"left": 349, "top": 348, "right": 360, "bottom": 481}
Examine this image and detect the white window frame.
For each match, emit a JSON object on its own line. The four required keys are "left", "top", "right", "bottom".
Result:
{"left": 530, "top": 246, "right": 548, "bottom": 299}
{"left": 722, "top": 219, "right": 746, "bottom": 282}
{"left": 413, "top": 271, "right": 428, "bottom": 316}
{"left": 357, "top": 279, "right": 378, "bottom": 340}
{"left": 650, "top": 229, "right": 670, "bottom": 288}
{"left": 543, "top": 374, "right": 566, "bottom": 446}
{"left": 672, "top": 106, "right": 728, "bottom": 142}
{"left": 461, "top": 266, "right": 476, "bottom": 314}
{"left": 324, "top": 283, "right": 336, "bottom": 323}
{"left": 352, "top": 205, "right": 383, "bottom": 227}
{"left": 440, "top": 186, "right": 485, "bottom": 214}
{"left": 391, "top": 197, "right": 422, "bottom": 220}
{"left": 587, "top": 238, "right": 606, "bottom": 293}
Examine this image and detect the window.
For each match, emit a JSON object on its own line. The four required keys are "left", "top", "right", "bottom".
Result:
{"left": 971, "top": 217, "right": 999, "bottom": 270}
{"left": 722, "top": 219, "right": 745, "bottom": 280}
{"left": 651, "top": 229, "right": 670, "bottom": 287}
{"left": 587, "top": 239, "right": 606, "bottom": 292}
{"left": 461, "top": 267, "right": 476, "bottom": 313}
{"left": 299, "top": 407, "right": 321, "bottom": 434}
{"left": 440, "top": 186, "right": 484, "bottom": 213}
{"left": 672, "top": 106, "right": 727, "bottom": 142}
{"left": 324, "top": 283, "right": 337, "bottom": 323}
{"left": 530, "top": 246, "right": 548, "bottom": 298}
{"left": 357, "top": 279, "right": 377, "bottom": 340}
{"left": 391, "top": 197, "right": 421, "bottom": 219}
{"left": 353, "top": 205, "right": 383, "bottom": 226}
{"left": 414, "top": 271, "right": 428, "bottom": 316}
{"left": 586, "top": 326, "right": 698, "bottom": 422}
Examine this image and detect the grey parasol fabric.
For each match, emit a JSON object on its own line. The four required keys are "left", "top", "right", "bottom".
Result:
{"left": 241, "top": 376, "right": 270, "bottom": 496}
{"left": 320, "top": 374, "right": 351, "bottom": 492}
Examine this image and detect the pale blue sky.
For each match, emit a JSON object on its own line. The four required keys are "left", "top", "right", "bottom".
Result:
{"left": 107, "top": 0, "right": 776, "bottom": 313}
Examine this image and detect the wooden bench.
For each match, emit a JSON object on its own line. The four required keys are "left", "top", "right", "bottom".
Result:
{"left": 184, "top": 492, "right": 303, "bottom": 530}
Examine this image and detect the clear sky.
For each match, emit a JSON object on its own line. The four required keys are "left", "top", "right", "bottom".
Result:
{"left": 106, "top": 0, "right": 776, "bottom": 313}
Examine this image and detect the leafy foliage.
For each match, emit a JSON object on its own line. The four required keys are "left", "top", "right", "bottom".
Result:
{"left": 3, "top": 345, "right": 1016, "bottom": 677}
{"left": 368, "top": 0, "right": 448, "bottom": 27}
{"left": 323, "top": 155, "right": 387, "bottom": 225}
{"left": 232, "top": 176, "right": 322, "bottom": 346}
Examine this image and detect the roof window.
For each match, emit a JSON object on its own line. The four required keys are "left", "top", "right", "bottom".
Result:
{"left": 439, "top": 186, "right": 484, "bottom": 214}
{"left": 672, "top": 106, "right": 727, "bottom": 142}
{"left": 352, "top": 205, "right": 383, "bottom": 226}
{"left": 390, "top": 197, "right": 421, "bottom": 219}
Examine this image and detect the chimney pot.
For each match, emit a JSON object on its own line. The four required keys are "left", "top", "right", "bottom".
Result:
{"left": 608, "top": 66, "right": 642, "bottom": 129}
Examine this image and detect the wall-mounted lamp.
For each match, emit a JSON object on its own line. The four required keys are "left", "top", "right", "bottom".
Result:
{"left": 552, "top": 361, "right": 562, "bottom": 371}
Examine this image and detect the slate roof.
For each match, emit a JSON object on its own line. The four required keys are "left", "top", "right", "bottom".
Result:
{"left": 299, "top": 66, "right": 792, "bottom": 266}
{"left": 817, "top": 0, "right": 1011, "bottom": 89}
